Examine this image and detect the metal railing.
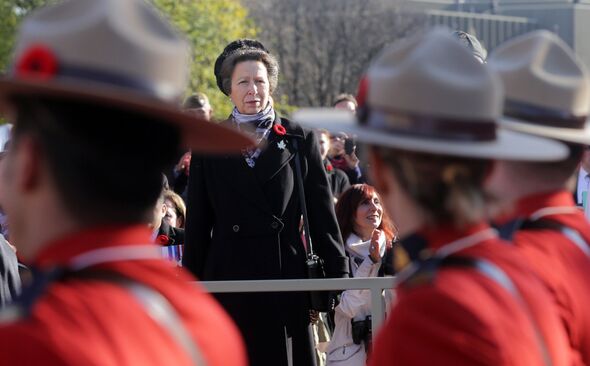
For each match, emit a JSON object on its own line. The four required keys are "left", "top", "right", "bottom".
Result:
{"left": 199, "top": 277, "right": 396, "bottom": 332}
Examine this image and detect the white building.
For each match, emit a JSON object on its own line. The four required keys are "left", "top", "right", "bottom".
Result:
{"left": 405, "top": 0, "right": 590, "bottom": 66}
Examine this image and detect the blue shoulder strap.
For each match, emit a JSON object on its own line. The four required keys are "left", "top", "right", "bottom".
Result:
{"left": 520, "top": 218, "right": 590, "bottom": 258}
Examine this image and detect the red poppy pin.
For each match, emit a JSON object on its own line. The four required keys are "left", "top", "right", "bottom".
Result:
{"left": 326, "top": 164, "right": 334, "bottom": 172}
{"left": 273, "top": 124, "right": 286, "bottom": 136}
{"left": 356, "top": 76, "right": 369, "bottom": 109}
{"left": 156, "top": 234, "right": 170, "bottom": 245}
{"left": 15, "top": 45, "right": 59, "bottom": 80}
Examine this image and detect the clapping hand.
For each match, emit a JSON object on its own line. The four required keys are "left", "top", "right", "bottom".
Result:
{"left": 369, "top": 229, "right": 385, "bottom": 264}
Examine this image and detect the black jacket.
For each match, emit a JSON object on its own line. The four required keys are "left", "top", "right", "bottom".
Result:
{"left": 183, "top": 116, "right": 348, "bottom": 366}
{"left": 157, "top": 221, "right": 185, "bottom": 246}
{"left": 325, "top": 161, "right": 351, "bottom": 200}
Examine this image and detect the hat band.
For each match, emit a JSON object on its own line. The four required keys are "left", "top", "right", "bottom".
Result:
{"left": 504, "top": 99, "right": 587, "bottom": 129}
{"left": 363, "top": 108, "right": 497, "bottom": 142}
{"left": 14, "top": 63, "right": 180, "bottom": 102}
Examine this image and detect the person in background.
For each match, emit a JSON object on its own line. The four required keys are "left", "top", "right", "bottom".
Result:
{"left": 0, "top": 233, "right": 20, "bottom": 308}
{"left": 294, "top": 28, "right": 572, "bottom": 366}
{"left": 329, "top": 94, "right": 365, "bottom": 184}
{"left": 170, "top": 93, "right": 213, "bottom": 200}
{"left": 0, "top": 138, "right": 20, "bottom": 305}
{"left": 0, "top": 0, "right": 250, "bottom": 364}
{"left": 486, "top": 30, "right": 590, "bottom": 366}
{"left": 151, "top": 190, "right": 185, "bottom": 247}
{"left": 183, "top": 38, "right": 348, "bottom": 366}
{"left": 452, "top": 30, "right": 487, "bottom": 63}
{"left": 328, "top": 131, "right": 365, "bottom": 185}
{"left": 333, "top": 94, "right": 357, "bottom": 113}
{"left": 0, "top": 138, "right": 24, "bottom": 297}
{"left": 325, "top": 184, "right": 395, "bottom": 366}
{"left": 318, "top": 128, "right": 350, "bottom": 202}
{"left": 164, "top": 189, "right": 186, "bottom": 229}
{"left": 184, "top": 93, "right": 213, "bottom": 121}
{"left": 575, "top": 146, "right": 590, "bottom": 208}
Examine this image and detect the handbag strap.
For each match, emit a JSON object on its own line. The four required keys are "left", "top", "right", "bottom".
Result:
{"left": 292, "top": 138, "right": 315, "bottom": 258}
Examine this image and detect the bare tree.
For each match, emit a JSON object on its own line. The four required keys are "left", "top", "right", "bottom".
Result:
{"left": 243, "top": 0, "right": 426, "bottom": 107}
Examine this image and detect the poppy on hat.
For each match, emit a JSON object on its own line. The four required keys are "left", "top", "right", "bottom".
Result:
{"left": 292, "top": 28, "right": 567, "bottom": 162}
{"left": 0, "top": 0, "right": 253, "bottom": 153}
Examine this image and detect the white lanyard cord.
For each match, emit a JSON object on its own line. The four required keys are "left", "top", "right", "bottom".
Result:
{"left": 395, "top": 228, "right": 553, "bottom": 366}
{"left": 67, "top": 244, "right": 206, "bottom": 366}
{"left": 435, "top": 228, "right": 498, "bottom": 258}
{"left": 528, "top": 206, "right": 590, "bottom": 258}
{"left": 69, "top": 245, "right": 162, "bottom": 271}
{"left": 529, "top": 206, "right": 580, "bottom": 221}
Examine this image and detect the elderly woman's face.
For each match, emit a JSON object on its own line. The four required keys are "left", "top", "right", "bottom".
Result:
{"left": 230, "top": 60, "right": 270, "bottom": 115}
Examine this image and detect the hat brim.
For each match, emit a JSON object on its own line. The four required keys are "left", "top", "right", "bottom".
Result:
{"left": 292, "top": 108, "right": 568, "bottom": 161}
{"left": 499, "top": 116, "right": 590, "bottom": 145}
{"left": 0, "top": 78, "right": 254, "bottom": 154}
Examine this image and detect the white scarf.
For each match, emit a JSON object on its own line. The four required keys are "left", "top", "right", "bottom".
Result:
{"left": 232, "top": 103, "right": 276, "bottom": 168}
{"left": 346, "top": 232, "right": 386, "bottom": 260}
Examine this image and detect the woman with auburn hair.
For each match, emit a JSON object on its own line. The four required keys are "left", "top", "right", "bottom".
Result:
{"left": 326, "top": 184, "right": 396, "bottom": 366}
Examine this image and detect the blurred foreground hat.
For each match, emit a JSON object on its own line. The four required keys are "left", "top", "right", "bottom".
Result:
{"left": 452, "top": 30, "right": 487, "bottom": 63}
{"left": 0, "top": 0, "right": 252, "bottom": 153}
{"left": 292, "top": 28, "right": 567, "bottom": 161}
{"left": 488, "top": 30, "right": 590, "bottom": 145}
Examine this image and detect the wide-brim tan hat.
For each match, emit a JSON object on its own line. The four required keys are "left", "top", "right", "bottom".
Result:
{"left": 0, "top": 0, "right": 253, "bottom": 154}
{"left": 292, "top": 28, "right": 567, "bottom": 161}
{"left": 488, "top": 30, "right": 590, "bottom": 145}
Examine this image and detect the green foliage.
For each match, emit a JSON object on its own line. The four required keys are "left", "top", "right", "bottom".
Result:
{"left": 0, "top": 1, "right": 60, "bottom": 70}
{"left": 151, "top": 0, "right": 257, "bottom": 119}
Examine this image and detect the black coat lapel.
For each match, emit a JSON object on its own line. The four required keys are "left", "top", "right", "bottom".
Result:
{"left": 254, "top": 117, "right": 303, "bottom": 184}
{"left": 218, "top": 119, "right": 275, "bottom": 216}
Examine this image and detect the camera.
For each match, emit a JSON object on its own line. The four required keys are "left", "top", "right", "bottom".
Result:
{"left": 351, "top": 315, "right": 372, "bottom": 347}
{"left": 344, "top": 137, "right": 356, "bottom": 155}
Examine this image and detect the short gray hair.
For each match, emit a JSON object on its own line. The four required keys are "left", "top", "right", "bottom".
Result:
{"left": 219, "top": 48, "right": 279, "bottom": 96}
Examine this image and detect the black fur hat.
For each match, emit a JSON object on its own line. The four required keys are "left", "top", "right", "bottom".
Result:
{"left": 214, "top": 39, "right": 269, "bottom": 95}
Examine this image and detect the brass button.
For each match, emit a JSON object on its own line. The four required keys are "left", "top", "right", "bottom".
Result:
{"left": 232, "top": 225, "right": 240, "bottom": 232}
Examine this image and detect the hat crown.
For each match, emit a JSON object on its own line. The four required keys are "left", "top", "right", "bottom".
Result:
{"left": 11, "top": 0, "right": 190, "bottom": 102}
{"left": 367, "top": 28, "right": 502, "bottom": 122}
{"left": 488, "top": 30, "right": 590, "bottom": 116}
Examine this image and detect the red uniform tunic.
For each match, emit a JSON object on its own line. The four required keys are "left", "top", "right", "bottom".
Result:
{"left": 499, "top": 190, "right": 590, "bottom": 366}
{"left": 369, "top": 223, "right": 571, "bottom": 366}
{"left": 0, "top": 225, "right": 246, "bottom": 366}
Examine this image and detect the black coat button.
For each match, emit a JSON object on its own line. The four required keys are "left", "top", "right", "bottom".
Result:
{"left": 232, "top": 225, "right": 240, "bottom": 232}
{"left": 271, "top": 222, "right": 279, "bottom": 229}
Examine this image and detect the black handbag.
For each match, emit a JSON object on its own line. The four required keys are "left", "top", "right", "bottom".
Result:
{"left": 292, "top": 138, "right": 333, "bottom": 312}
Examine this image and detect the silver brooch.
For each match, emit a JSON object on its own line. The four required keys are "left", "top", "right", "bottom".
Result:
{"left": 277, "top": 140, "right": 287, "bottom": 150}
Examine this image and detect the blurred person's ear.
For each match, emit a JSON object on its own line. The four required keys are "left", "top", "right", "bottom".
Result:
{"left": 9, "top": 136, "right": 43, "bottom": 193}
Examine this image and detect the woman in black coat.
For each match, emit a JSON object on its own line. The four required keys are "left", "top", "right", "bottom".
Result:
{"left": 182, "top": 40, "right": 349, "bottom": 366}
